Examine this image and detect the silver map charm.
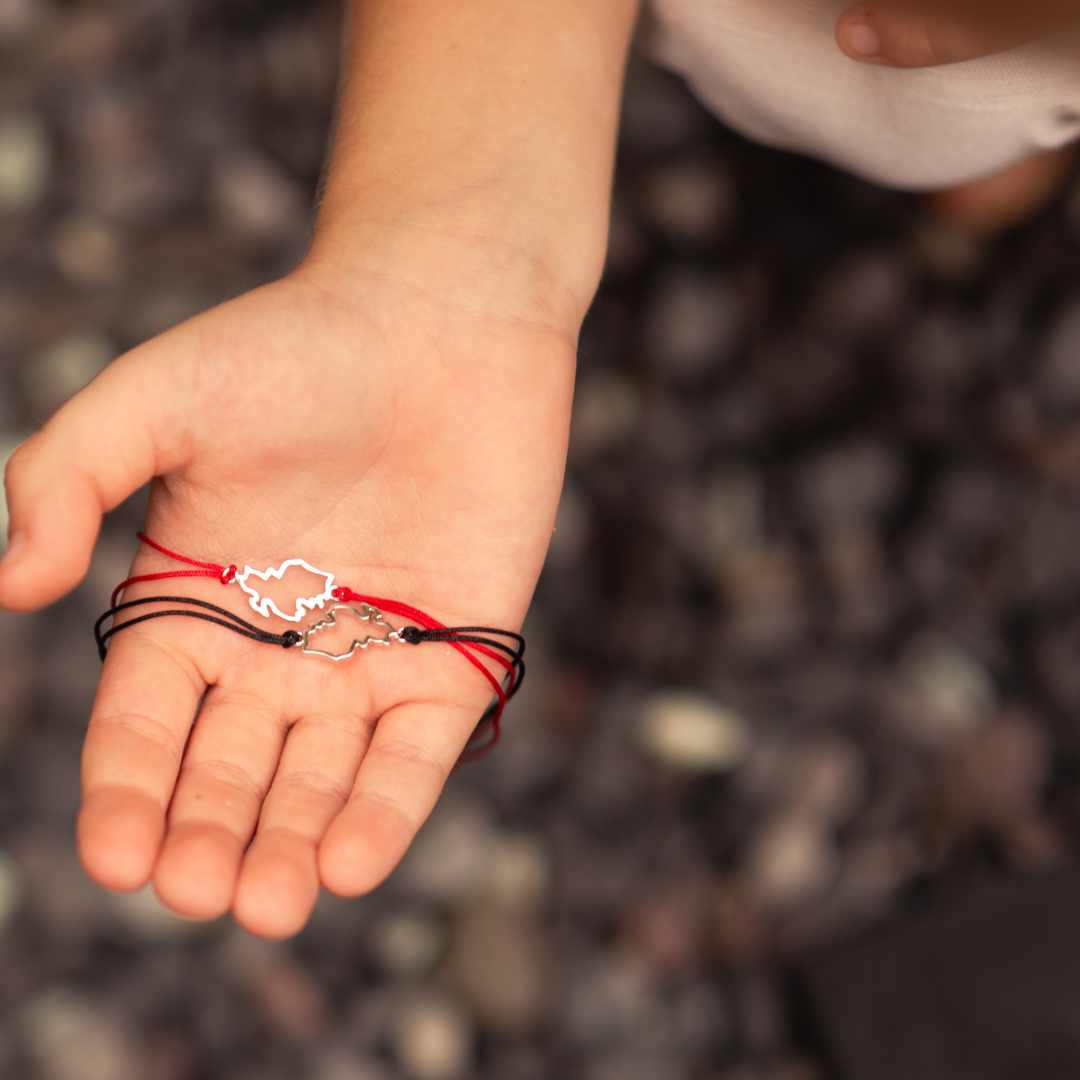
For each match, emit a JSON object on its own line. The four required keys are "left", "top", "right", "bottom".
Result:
{"left": 299, "top": 603, "right": 405, "bottom": 662}
{"left": 235, "top": 558, "right": 336, "bottom": 623}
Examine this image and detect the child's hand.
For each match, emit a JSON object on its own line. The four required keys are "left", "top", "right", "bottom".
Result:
{"left": 0, "top": 257, "right": 575, "bottom": 937}
{"left": 1, "top": 0, "right": 639, "bottom": 938}
{"left": 836, "top": 0, "right": 1074, "bottom": 67}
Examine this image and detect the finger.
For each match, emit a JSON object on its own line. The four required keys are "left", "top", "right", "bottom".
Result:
{"left": 233, "top": 709, "right": 374, "bottom": 940}
{"left": 78, "top": 630, "right": 205, "bottom": 892}
{"left": 319, "top": 701, "right": 477, "bottom": 897}
{"left": 152, "top": 686, "right": 288, "bottom": 920}
{"left": 0, "top": 338, "right": 194, "bottom": 611}
{"left": 836, "top": 1, "right": 1074, "bottom": 67}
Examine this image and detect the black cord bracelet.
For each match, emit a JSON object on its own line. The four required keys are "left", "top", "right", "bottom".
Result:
{"left": 93, "top": 594, "right": 525, "bottom": 756}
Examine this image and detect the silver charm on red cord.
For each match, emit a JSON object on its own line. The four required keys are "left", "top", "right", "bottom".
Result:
{"left": 234, "top": 558, "right": 336, "bottom": 623}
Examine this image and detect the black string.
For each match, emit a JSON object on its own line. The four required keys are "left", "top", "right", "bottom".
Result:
{"left": 96, "top": 600, "right": 525, "bottom": 691}
{"left": 399, "top": 625, "right": 526, "bottom": 697}
{"left": 95, "top": 595, "right": 302, "bottom": 661}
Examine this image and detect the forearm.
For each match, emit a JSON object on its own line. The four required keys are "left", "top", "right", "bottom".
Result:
{"left": 306, "top": 0, "right": 640, "bottom": 333}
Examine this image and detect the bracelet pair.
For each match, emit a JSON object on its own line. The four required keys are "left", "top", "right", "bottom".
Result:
{"left": 94, "top": 534, "right": 525, "bottom": 756}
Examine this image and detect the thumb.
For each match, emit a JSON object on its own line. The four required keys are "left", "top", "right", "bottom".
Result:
{"left": 836, "top": 2, "right": 1071, "bottom": 68}
{"left": 0, "top": 342, "right": 191, "bottom": 611}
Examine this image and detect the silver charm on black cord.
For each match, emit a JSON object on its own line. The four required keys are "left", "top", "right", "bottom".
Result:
{"left": 298, "top": 603, "right": 406, "bottom": 662}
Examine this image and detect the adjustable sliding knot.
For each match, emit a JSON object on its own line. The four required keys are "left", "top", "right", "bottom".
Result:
{"left": 412, "top": 628, "right": 460, "bottom": 643}
{"left": 220, "top": 564, "right": 238, "bottom": 585}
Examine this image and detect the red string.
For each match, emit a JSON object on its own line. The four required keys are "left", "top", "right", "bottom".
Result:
{"left": 334, "top": 589, "right": 514, "bottom": 675}
{"left": 111, "top": 533, "right": 234, "bottom": 608}
{"left": 137, "top": 532, "right": 226, "bottom": 572}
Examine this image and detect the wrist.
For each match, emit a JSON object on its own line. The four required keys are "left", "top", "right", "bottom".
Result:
{"left": 304, "top": 0, "right": 640, "bottom": 341}
{"left": 304, "top": 192, "right": 598, "bottom": 343}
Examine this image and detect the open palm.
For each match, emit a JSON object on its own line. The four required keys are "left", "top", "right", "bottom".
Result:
{"left": 1, "top": 264, "right": 576, "bottom": 937}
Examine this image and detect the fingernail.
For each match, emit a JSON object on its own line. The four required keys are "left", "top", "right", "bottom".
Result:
{"left": 1, "top": 531, "right": 25, "bottom": 570}
{"left": 844, "top": 19, "right": 882, "bottom": 59}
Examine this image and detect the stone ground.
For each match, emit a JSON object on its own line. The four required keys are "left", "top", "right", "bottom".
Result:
{"left": 3, "top": 2, "right": 1080, "bottom": 1079}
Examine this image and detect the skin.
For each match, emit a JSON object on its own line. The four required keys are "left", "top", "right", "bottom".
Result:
{"left": 836, "top": 0, "right": 1080, "bottom": 67}
{"left": 0, "top": 0, "right": 639, "bottom": 939}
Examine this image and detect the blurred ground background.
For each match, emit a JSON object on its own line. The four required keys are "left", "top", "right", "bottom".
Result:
{"left": 3, "top": 2, "right": 1080, "bottom": 1078}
